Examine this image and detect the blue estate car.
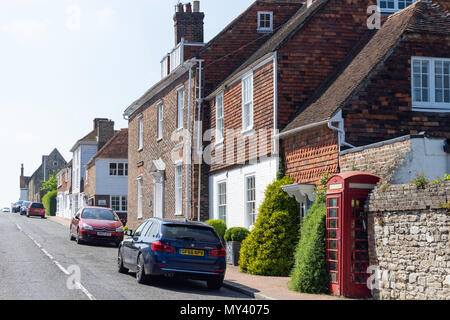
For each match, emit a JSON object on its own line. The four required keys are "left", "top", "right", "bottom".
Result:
{"left": 117, "top": 218, "right": 226, "bottom": 290}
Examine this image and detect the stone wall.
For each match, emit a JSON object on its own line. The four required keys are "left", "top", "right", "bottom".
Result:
{"left": 366, "top": 181, "right": 450, "bottom": 300}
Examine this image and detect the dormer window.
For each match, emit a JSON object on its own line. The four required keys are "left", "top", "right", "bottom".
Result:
{"left": 257, "top": 11, "right": 273, "bottom": 33}
{"left": 378, "top": 0, "right": 416, "bottom": 14}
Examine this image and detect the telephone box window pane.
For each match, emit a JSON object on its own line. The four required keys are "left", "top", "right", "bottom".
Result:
{"left": 353, "top": 273, "right": 366, "bottom": 284}
{"left": 328, "top": 240, "right": 337, "bottom": 250}
{"left": 328, "top": 251, "right": 337, "bottom": 261}
{"left": 329, "top": 198, "right": 337, "bottom": 207}
{"left": 356, "top": 230, "right": 368, "bottom": 240}
{"left": 328, "top": 230, "right": 337, "bottom": 239}
{"left": 329, "top": 262, "right": 338, "bottom": 271}
{"left": 328, "top": 208, "right": 337, "bottom": 218}
{"left": 355, "top": 241, "right": 369, "bottom": 251}
{"left": 354, "top": 219, "right": 366, "bottom": 229}
{"left": 354, "top": 252, "right": 369, "bottom": 261}
{"left": 328, "top": 219, "right": 338, "bottom": 229}
{"left": 330, "top": 272, "right": 338, "bottom": 282}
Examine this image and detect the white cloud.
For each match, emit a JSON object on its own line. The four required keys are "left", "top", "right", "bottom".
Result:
{"left": 97, "top": 7, "right": 117, "bottom": 30}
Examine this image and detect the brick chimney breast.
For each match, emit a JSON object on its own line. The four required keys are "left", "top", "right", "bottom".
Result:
{"left": 96, "top": 119, "right": 115, "bottom": 151}
{"left": 174, "top": 1, "right": 204, "bottom": 45}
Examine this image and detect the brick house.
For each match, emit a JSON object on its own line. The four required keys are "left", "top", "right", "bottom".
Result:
{"left": 70, "top": 118, "right": 115, "bottom": 217}
{"left": 19, "top": 164, "right": 31, "bottom": 201}
{"left": 56, "top": 160, "right": 73, "bottom": 219}
{"left": 25, "top": 148, "right": 67, "bottom": 203}
{"left": 123, "top": 0, "right": 304, "bottom": 230}
{"left": 85, "top": 128, "right": 129, "bottom": 224}
{"left": 277, "top": 0, "right": 450, "bottom": 215}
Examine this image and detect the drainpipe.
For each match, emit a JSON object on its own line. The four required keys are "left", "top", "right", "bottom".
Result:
{"left": 193, "top": 59, "right": 204, "bottom": 222}
{"left": 327, "top": 110, "right": 355, "bottom": 170}
{"left": 185, "top": 64, "right": 194, "bottom": 221}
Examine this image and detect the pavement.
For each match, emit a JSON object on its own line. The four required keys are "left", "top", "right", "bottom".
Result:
{"left": 48, "top": 215, "right": 345, "bottom": 300}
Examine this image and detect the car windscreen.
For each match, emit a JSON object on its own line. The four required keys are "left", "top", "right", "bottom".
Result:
{"left": 161, "top": 225, "right": 220, "bottom": 243}
{"left": 81, "top": 208, "right": 118, "bottom": 221}
{"left": 23, "top": 202, "right": 31, "bottom": 207}
{"left": 31, "top": 203, "right": 44, "bottom": 209}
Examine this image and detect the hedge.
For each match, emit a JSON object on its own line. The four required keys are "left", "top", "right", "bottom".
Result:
{"left": 224, "top": 227, "right": 250, "bottom": 242}
{"left": 42, "top": 190, "right": 57, "bottom": 216}
{"left": 288, "top": 198, "right": 328, "bottom": 294}
{"left": 205, "top": 219, "right": 227, "bottom": 239}
{"left": 238, "top": 176, "right": 300, "bottom": 276}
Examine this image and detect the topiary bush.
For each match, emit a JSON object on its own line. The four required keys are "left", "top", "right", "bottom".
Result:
{"left": 238, "top": 176, "right": 300, "bottom": 276}
{"left": 288, "top": 198, "right": 328, "bottom": 294}
{"left": 205, "top": 219, "right": 227, "bottom": 239}
{"left": 42, "top": 190, "right": 57, "bottom": 216}
{"left": 224, "top": 227, "right": 250, "bottom": 243}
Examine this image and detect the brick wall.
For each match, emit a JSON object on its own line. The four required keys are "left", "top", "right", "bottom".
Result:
{"left": 366, "top": 181, "right": 450, "bottom": 300}
{"left": 209, "top": 61, "right": 274, "bottom": 173}
{"left": 340, "top": 136, "right": 412, "bottom": 182}
{"left": 343, "top": 33, "right": 450, "bottom": 147}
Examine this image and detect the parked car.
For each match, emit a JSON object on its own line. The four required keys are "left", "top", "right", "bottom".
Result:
{"left": 2, "top": 208, "right": 10, "bottom": 213}
{"left": 20, "top": 201, "right": 31, "bottom": 215}
{"left": 117, "top": 218, "right": 226, "bottom": 290}
{"left": 69, "top": 207, "right": 124, "bottom": 246}
{"left": 26, "top": 202, "right": 46, "bottom": 218}
{"left": 12, "top": 200, "right": 24, "bottom": 213}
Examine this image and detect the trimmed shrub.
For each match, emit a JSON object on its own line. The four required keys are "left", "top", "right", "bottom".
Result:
{"left": 205, "top": 219, "right": 227, "bottom": 239}
{"left": 42, "top": 190, "right": 57, "bottom": 216}
{"left": 239, "top": 176, "right": 300, "bottom": 276}
{"left": 289, "top": 198, "right": 328, "bottom": 294}
{"left": 224, "top": 227, "right": 250, "bottom": 243}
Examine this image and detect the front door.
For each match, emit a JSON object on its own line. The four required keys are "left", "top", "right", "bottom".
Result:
{"left": 153, "top": 180, "right": 164, "bottom": 219}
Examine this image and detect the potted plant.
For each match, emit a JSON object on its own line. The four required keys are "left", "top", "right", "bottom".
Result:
{"left": 224, "top": 227, "right": 250, "bottom": 266}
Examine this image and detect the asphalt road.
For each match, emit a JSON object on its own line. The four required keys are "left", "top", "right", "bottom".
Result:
{"left": 0, "top": 212, "right": 250, "bottom": 300}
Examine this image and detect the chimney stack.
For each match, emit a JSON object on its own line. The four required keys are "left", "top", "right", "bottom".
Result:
{"left": 21, "top": 164, "right": 24, "bottom": 177}
{"left": 174, "top": 1, "right": 204, "bottom": 45}
{"left": 93, "top": 118, "right": 115, "bottom": 151}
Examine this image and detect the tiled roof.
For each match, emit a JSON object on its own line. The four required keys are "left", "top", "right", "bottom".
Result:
{"left": 281, "top": 0, "right": 450, "bottom": 133}
{"left": 86, "top": 129, "right": 128, "bottom": 168}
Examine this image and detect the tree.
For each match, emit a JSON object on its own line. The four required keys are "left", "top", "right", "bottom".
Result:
{"left": 40, "top": 170, "right": 59, "bottom": 193}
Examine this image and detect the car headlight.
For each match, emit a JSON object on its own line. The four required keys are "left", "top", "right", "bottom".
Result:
{"left": 116, "top": 226, "right": 124, "bottom": 232}
{"left": 82, "top": 223, "right": 93, "bottom": 231}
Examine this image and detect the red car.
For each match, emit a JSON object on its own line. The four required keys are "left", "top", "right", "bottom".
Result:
{"left": 26, "top": 203, "right": 46, "bottom": 218}
{"left": 70, "top": 207, "right": 124, "bottom": 246}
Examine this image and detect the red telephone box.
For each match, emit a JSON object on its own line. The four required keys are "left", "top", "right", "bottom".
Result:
{"left": 326, "top": 171, "right": 380, "bottom": 298}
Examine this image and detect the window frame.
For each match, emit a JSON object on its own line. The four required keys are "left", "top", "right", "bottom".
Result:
{"left": 157, "top": 102, "right": 164, "bottom": 141}
{"left": 177, "top": 86, "right": 185, "bottom": 130}
{"left": 257, "top": 11, "right": 273, "bottom": 32}
{"left": 217, "top": 181, "right": 227, "bottom": 224}
{"left": 174, "top": 163, "right": 183, "bottom": 216}
{"left": 241, "top": 73, "right": 254, "bottom": 133}
{"left": 138, "top": 114, "right": 143, "bottom": 151}
{"left": 411, "top": 56, "right": 450, "bottom": 112}
{"left": 110, "top": 195, "right": 127, "bottom": 212}
{"left": 377, "top": 0, "right": 416, "bottom": 14}
{"left": 137, "top": 176, "right": 143, "bottom": 220}
{"left": 215, "top": 92, "right": 225, "bottom": 145}
{"left": 245, "top": 174, "right": 257, "bottom": 227}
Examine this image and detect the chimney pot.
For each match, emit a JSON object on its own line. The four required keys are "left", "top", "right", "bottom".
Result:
{"left": 185, "top": 3, "right": 192, "bottom": 13}
{"left": 177, "top": 3, "right": 184, "bottom": 13}
{"left": 193, "top": 1, "right": 200, "bottom": 12}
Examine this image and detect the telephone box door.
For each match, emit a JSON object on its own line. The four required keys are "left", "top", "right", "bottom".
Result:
{"left": 326, "top": 195, "right": 341, "bottom": 295}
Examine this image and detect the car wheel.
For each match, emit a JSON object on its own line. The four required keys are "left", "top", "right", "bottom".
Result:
{"left": 207, "top": 278, "right": 223, "bottom": 290}
{"left": 76, "top": 230, "right": 84, "bottom": 245}
{"left": 136, "top": 254, "right": 149, "bottom": 284}
{"left": 117, "top": 249, "right": 128, "bottom": 274}
{"left": 69, "top": 227, "right": 75, "bottom": 241}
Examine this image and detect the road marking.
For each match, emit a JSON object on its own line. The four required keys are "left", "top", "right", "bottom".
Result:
{"left": 15, "top": 223, "right": 96, "bottom": 300}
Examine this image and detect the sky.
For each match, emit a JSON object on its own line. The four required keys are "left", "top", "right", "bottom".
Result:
{"left": 0, "top": 0, "right": 254, "bottom": 207}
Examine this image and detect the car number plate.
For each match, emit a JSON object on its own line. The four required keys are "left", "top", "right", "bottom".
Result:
{"left": 180, "top": 249, "right": 204, "bottom": 257}
{"left": 97, "top": 232, "right": 111, "bottom": 237}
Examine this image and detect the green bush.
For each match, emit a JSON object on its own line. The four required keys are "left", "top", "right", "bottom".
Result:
{"left": 205, "top": 219, "right": 227, "bottom": 238}
{"left": 42, "top": 190, "right": 57, "bottom": 216}
{"left": 289, "top": 198, "right": 328, "bottom": 294}
{"left": 239, "top": 176, "right": 300, "bottom": 276}
{"left": 224, "top": 227, "right": 250, "bottom": 242}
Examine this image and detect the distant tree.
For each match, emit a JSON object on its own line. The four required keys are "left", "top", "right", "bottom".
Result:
{"left": 40, "top": 170, "right": 59, "bottom": 193}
